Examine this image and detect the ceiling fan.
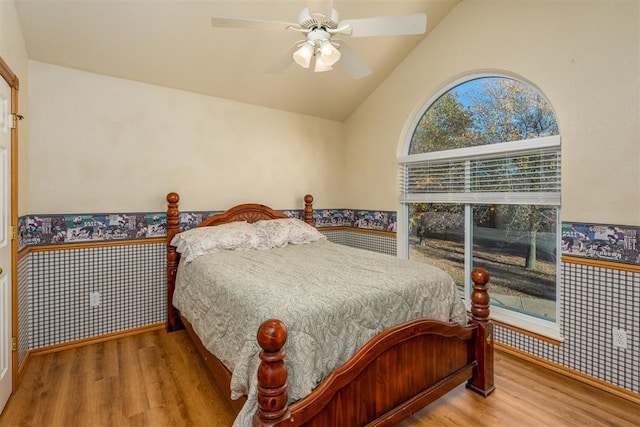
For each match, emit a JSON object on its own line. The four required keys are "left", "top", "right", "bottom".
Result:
{"left": 211, "top": 0, "right": 427, "bottom": 79}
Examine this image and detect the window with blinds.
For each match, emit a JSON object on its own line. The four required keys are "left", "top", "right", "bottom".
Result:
{"left": 398, "top": 75, "right": 562, "bottom": 335}
{"left": 399, "top": 136, "right": 561, "bottom": 205}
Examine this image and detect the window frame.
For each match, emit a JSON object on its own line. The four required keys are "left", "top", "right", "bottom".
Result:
{"left": 397, "top": 74, "right": 563, "bottom": 341}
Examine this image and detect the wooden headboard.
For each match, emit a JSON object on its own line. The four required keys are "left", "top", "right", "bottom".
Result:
{"left": 165, "top": 192, "right": 315, "bottom": 331}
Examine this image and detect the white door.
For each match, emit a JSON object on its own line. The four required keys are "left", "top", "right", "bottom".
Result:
{"left": 0, "top": 75, "right": 12, "bottom": 413}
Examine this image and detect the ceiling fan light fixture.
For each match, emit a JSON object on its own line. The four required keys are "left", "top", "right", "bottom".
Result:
{"left": 314, "top": 56, "right": 333, "bottom": 73}
{"left": 319, "top": 40, "right": 341, "bottom": 66}
{"left": 212, "top": 5, "right": 428, "bottom": 80}
{"left": 293, "top": 42, "right": 314, "bottom": 68}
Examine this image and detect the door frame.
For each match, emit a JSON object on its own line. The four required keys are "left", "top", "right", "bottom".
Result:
{"left": 0, "top": 55, "right": 19, "bottom": 392}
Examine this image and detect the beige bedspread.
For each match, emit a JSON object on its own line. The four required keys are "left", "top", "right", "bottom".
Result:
{"left": 173, "top": 239, "right": 466, "bottom": 426}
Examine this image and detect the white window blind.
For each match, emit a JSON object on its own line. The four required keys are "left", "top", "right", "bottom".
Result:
{"left": 399, "top": 137, "right": 561, "bottom": 206}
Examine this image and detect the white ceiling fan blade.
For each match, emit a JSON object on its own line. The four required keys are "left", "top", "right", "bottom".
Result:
{"left": 265, "top": 42, "right": 302, "bottom": 74}
{"left": 306, "top": 0, "right": 334, "bottom": 20}
{"left": 335, "top": 42, "right": 372, "bottom": 80}
{"left": 339, "top": 13, "right": 427, "bottom": 37}
{"left": 211, "top": 16, "right": 300, "bottom": 32}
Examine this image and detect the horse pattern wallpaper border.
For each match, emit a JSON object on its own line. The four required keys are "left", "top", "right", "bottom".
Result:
{"left": 17, "top": 212, "right": 640, "bottom": 267}
{"left": 17, "top": 209, "right": 398, "bottom": 250}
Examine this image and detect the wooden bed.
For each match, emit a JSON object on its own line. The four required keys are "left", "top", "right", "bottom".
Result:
{"left": 165, "top": 192, "right": 495, "bottom": 426}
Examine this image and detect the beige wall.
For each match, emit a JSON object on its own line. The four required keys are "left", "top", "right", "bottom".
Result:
{"left": 27, "top": 62, "right": 344, "bottom": 213}
{"left": 0, "top": 0, "right": 29, "bottom": 216}
{"left": 344, "top": 0, "right": 640, "bottom": 226}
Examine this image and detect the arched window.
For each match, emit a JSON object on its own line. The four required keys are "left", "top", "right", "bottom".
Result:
{"left": 398, "top": 76, "right": 561, "bottom": 337}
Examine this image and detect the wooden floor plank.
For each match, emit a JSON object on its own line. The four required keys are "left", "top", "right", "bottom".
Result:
{"left": 1, "top": 329, "right": 638, "bottom": 426}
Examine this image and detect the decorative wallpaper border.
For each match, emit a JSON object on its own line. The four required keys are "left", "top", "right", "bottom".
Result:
{"left": 17, "top": 209, "right": 398, "bottom": 251}
{"left": 21, "top": 213, "right": 639, "bottom": 267}
{"left": 561, "top": 223, "right": 640, "bottom": 266}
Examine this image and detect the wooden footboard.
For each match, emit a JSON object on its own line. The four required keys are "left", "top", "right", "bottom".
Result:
{"left": 254, "top": 268, "right": 494, "bottom": 427}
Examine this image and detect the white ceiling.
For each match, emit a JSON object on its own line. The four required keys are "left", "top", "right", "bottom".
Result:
{"left": 15, "top": 0, "right": 460, "bottom": 121}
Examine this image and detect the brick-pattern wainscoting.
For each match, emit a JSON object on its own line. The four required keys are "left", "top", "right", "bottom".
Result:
{"left": 27, "top": 243, "right": 165, "bottom": 350}
{"left": 17, "top": 255, "right": 30, "bottom": 370}
{"left": 321, "top": 228, "right": 396, "bottom": 256}
{"left": 494, "top": 263, "right": 639, "bottom": 394}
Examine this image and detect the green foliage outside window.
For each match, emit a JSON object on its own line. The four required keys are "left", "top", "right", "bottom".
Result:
{"left": 409, "top": 77, "right": 558, "bottom": 154}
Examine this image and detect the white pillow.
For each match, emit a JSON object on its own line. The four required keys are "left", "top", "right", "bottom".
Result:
{"left": 170, "top": 221, "right": 261, "bottom": 262}
{"left": 252, "top": 219, "right": 290, "bottom": 249}
{"left": 253, "top": 218, "right": 326, "bottom": 247}
{"left": 284, "top": 218, "right": 326, "bottom": 244}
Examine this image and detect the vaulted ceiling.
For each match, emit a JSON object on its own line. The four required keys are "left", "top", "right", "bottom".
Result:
{"left": 15, "top": 1, "right": 460, "bottom": 121}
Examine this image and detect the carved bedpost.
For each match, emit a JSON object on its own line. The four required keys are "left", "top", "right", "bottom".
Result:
{"left": 303, "top": 194, "right": 314, "bottom": 226}
{"left": 166, "top": 192, "right": 183, "bottom": 332}
{"left": 254, "top": 319, "right": 291, "bottom": 427}
{"left": 466, "top": 267, "right": 495, "bottom": 396}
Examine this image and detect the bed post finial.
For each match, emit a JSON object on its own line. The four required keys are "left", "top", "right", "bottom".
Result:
{"left": 255, "top": 319, "right": 291, "bottom": 426}
{"left": 470, "top": 268, "right": 490, "bottom": 321}
{"left": 303, "top": 194, "right": 314, "bottom": 226}
{"left": 166, "top": 192, "right": 183, "bottom": 332}
{"left": 467, "top": 267, "right": 495, "bottom": 397}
